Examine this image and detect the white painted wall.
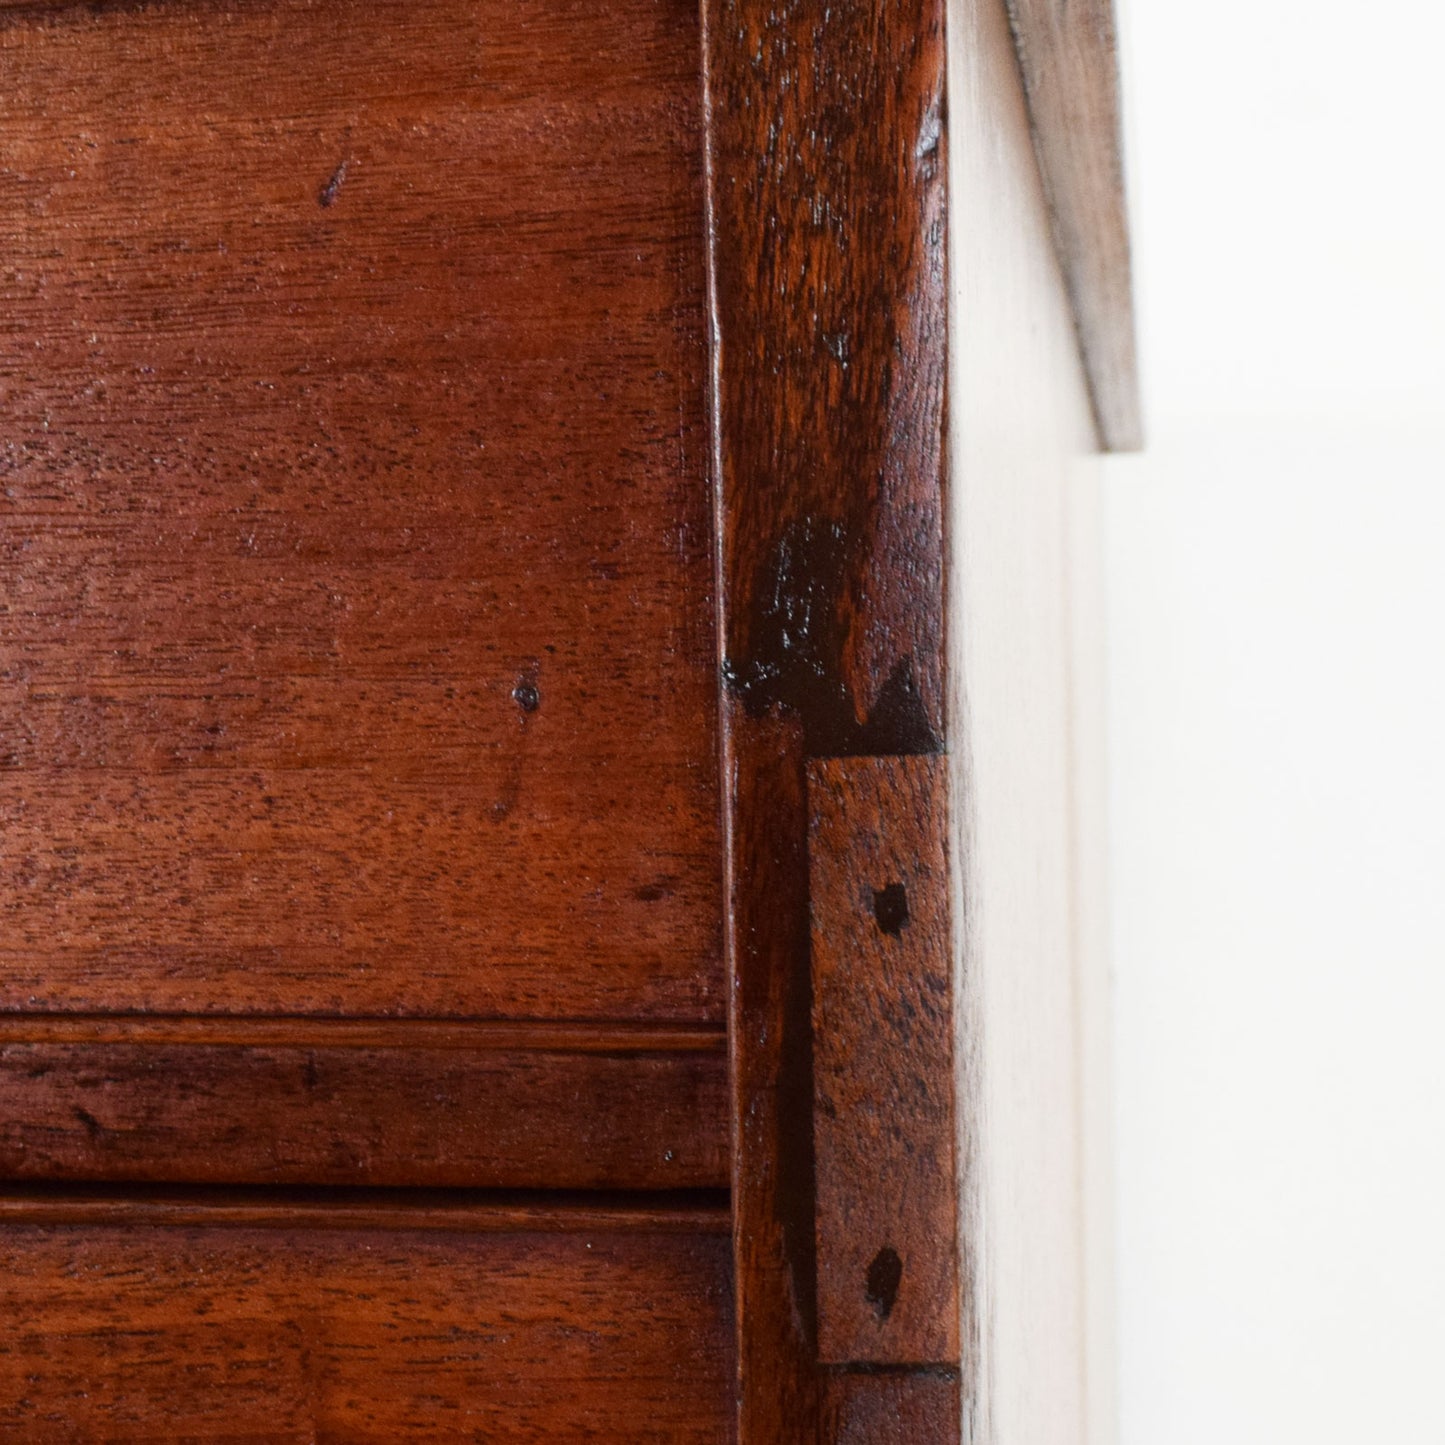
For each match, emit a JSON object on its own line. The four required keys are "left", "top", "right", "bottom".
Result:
{"left": 1106, "top": 3, "right": 1445, "bottom": 1442}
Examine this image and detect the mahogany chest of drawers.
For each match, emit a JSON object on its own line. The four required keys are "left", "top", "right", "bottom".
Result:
{"left": 0, "top": 0, "right": 1135, "bottom": 1437}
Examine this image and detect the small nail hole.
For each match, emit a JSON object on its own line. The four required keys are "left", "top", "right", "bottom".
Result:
{"left": 512, "top": 679, "right": 540, "bottom": 713}
{"left": 865, "top": 1246, "right": 903, "bottom": 1320}
{"left": 872, "top": 882, "right": 909, "bottom": 937}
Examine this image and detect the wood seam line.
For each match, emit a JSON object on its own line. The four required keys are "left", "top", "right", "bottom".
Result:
{"left": 0, "top": 1187, "right": 733, "bottom": 1233}
{"left": 0, "top": 1015, "right": 727, "bottom": 1052}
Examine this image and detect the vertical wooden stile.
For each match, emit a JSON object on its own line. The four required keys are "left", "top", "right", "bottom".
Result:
{"left": 700, "top": 2, "right": 962, "bottom": 1436}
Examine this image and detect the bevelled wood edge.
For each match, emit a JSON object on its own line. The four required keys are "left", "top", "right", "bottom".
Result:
{"left": 0, "top": 1184, "right": 732, "bottom": 1233}
{"left": 1003, "top": 0, "right": 1142, "bottom": 451}
{"left": 0, "top": 1014, "right": 725, "bottom": 1053}
{"left": 702, "top": 0, "right": 955, "bottom": 1437}
{"left": 809, "top": 757, "right": 960, "bottom": 1367}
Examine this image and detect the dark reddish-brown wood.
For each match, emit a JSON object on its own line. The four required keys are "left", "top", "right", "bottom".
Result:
{"left": 0, "top": 0, "right": 1137, "bottom": 1430}
{"left": 822, "top": 1370, "right": 963, "bottom": 1443}
{"left": 0, "top": 1020, "right": 727, "bottom": 1190}
{"left": 809, "top": 756, "right": 959, "bottom": 1366}
{"left": 0, "top": 1196, "right": 734, "bottom": 1442}
{"left": 0, "top": 0, "right": 719, "bottom": 1023}
{"left": 702, "top": 0, "right": 955, "bottom": 1434}
{"left": 0, "top": 2, "right": 736, "bottom": 1432}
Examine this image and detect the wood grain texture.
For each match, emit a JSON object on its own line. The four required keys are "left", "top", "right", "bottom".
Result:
{"left": 1002, "top": 0, "right": 1141, "bottom": 450}
{"left": 0, "top": 0, "right": 721, "bottom": 1021}
{"left": 701, "top": 0, "right": 953, "bottom": 1435}
{"left": 0, "top": 1212, "right": 734, "bottom": 1441}
{"left": 809, "top": 756, "right": 959, "bottom": 1367}
{"left": 0, "top": 1033, "right": 727, "bottom": 1189}
{"left": 705, "top": 0, "right": 950, "bottom": 759}
{"left": 823, "top": 1370, "right": 962, "bottom": 1444}
{"left": 719, "top": 713, "right": 821, "bottom": 1438}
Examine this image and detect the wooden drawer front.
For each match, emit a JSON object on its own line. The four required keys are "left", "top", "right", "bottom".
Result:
{"left": 0, "top": 0, "right": 719, "bottom": 1023}
{"left": 0, "top": 1200, "right": 733, "bottom": 1442}
{"left": 0, "top": 1020, "right": 728, "bottom": 1189}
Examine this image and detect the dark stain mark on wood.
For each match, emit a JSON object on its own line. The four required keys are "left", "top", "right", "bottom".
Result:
{"left": 317, "top": 157, "right": 349, "bottom": 208}
{"left": 722, "top": 519, "right": 941, "bottom": 758}
{"left": 865, "top": 1246, "right": 903, "bottom": 1320}
{"left": 72, "top": 1106, "right": 104, "bottom": 1138}
{"left": 872, "top": 883, "right": 909, "bottom": 938}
